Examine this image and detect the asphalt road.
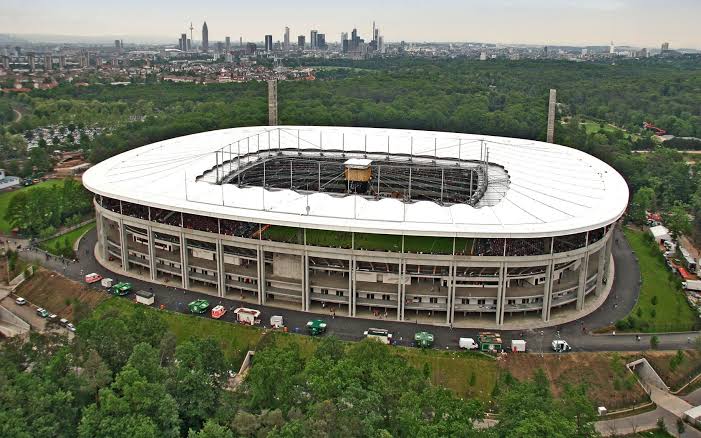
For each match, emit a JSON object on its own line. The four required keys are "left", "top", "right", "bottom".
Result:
{"left": 17, "top": 226, "right": 701, "bottom": 353}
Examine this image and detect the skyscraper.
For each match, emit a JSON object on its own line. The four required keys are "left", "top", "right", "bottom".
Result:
{"left": 265, "top": 35, "right": 273, "bottom": 52}
{"left": 298, "top": 35, "right": 305, "bottom": 49}
{"left": 284, "top": 27, "right": 290, "bottom": 50}
{"left": 661, "top": 42, "right": 670, "bottom": 52}
{"left": 225, "top": 36, "right": 231, "bottom": 52}
{"left": 202, "top": 22, "right": 209, "bottom": 52}
{"left": 316, "top": 34, "right": 326, "bottom": 50}
{"left": 310, "top": 30, "right": 318, "bottom": 49}
{"left": 180, "top": 33, "right": 187, "bottom": 51}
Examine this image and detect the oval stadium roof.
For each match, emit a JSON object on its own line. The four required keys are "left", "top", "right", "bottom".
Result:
{"left": 83, "top": 126, "right": 629, "bottom": 238}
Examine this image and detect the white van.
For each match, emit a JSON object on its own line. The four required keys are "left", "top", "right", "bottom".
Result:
{"left": 459, "top": 337, "right": 478, "bottom": 350}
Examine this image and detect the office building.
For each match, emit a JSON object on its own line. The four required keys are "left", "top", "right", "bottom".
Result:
{"left": 661, "top": 42, "right": 670, "bottom": 52}
{"left": 310, "top": 30, "right": 318, "bottom": 49}
{"left": 225, "top": 36, "right": 231, "bottom": 53}
{"left": 317, "top": 33, "right": 326, "bottom": 50}
{"left": 297, "top": 35, "right": 305, "bottom": 49}
{"left": 265, "top": 35, "right": 273, "bottom": 52}
{"left": 180, "top": 33, "right": 187, "bottom": 51}
{"left": 284, "top": 27, "right": 290, "bottom": 50}
{"left": 202, "top": 22, "right": 209, "bottom": 52}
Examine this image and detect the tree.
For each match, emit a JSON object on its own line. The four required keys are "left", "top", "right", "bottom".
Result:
{"left": 188, "top": 420, "right": 233, "bottom": 438}
{"left": 665, "top": 201, "right": 692, "bottom": 239}
{"left": 629, "top": 187, "right": 655, "bottom": 224}
{"left": 78, "top": 348, "right": 180, "bottom": 438}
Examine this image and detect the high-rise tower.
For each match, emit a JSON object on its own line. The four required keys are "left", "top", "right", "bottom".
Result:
{"left": 284, "top": 27, "right": 290, "bottom": 50}
{"left": 202, "top": 22, "right": 209, "bottom": 52}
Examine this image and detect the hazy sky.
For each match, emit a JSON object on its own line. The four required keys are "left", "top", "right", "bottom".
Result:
{"left": 1, "top": 0, "right": 699, "bottom": 48}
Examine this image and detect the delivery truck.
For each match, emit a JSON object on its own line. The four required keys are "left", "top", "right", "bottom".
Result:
{"left": 683, "top": 280, "right": 701, "bottom": 292}
{"left": 135, "top": 290, "right": 154, "bottom": 306}
{"left": 233, "top": 307, "right": 261, "bottom": 325}
{"left": 511, "top": 339, "right": 527, "bottom": 352}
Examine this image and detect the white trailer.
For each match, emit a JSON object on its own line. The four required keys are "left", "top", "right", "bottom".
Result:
{"left": 511, "top": 339, "right": 527, "bottom": 352}
{"left": 270, "top": 315, "right": 284, "bottom": 328}
{"left": 233, "top": 307, "right": 261, "bottom": 325}
{"left": 135, "top": 290, "right": 154, "bottom": 306}
{"left": 683, "top": 280, "right": 701, "bottom": 292}
{"left": 459, "top": 337, "right": 479, "bottom": 350}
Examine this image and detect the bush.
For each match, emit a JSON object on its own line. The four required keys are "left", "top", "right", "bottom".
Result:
{"left": 651, "top": 295, "right": 658, "bottom": 306}
{"left": 651, "top": 335, "right": 660, "bottom": 349}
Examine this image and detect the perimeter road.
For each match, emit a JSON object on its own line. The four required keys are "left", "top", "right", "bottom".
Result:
{"left": 16, "top": 227, "right": 700, "bottom": 352}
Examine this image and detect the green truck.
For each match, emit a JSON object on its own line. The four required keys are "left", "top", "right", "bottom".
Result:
{"left": 111, "top": 282, "right": 133, "bottom": 296}
{"left": 477, "top": 332, "right": 503, "bottom": 352}
{"left": 188, "top": 299, "right": 210, "bottom": 314}
{"left": 306, "top": 319, "right": 327, "bottom": 336}
{"left": 414, "top": 331, "right": 434, "bottom": 348}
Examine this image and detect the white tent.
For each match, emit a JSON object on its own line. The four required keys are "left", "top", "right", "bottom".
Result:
{"left": 649, "top": 225, "right": 671, "bottom": 242}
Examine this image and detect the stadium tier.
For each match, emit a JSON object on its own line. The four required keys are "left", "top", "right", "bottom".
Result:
{"left": 83, "top": 126, "right": 628, "bottom": 327}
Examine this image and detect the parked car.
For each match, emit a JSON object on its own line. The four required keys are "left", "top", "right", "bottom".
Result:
{"left": 59, "top": 318, "right": 69, "bottom": 327}
{"left": 84, "top": 273, "right": 103, "bottom": 284}
{"left": 15, "top": 297, "right": 27, "bottom": 305}
{"left": 36, "top": 308, "right": 49, "bottom": 318}
{"left": 47, "top": 313, "right": 58, "bottom": 323}
{"left": 66, "top": 323, "right": 76, "bottom": 332}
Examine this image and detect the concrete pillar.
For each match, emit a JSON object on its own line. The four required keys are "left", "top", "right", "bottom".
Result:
{"left": 450, "top": 263, "right": 457, "bottom": 325}
{"left": 604, "top": 229, "right": 614, "bottom": 279}
{"left": 351, "top": 257, "right": 357, "bottom": 317}
{"left": 576, "top": 255, "right": 588, "bottom": 310}
{"left": 542, "top": 261, "right": 554, "bottom": 322}
{"left": 267, "top": 80, "right": 278, "bottom": 126}
{"left": 258, "top": 246, "right": 266, "bottom": 305}
{"left": 179, "top": 233, "right": 190, "bottom": 289}
{"left": 347, "top": 258, "right": 353, "bottom": 316}
{"left": 595, "top": 246, "right": 607, "bottom": 295}
{"left": 302, "top": 252, "right": 309, "bottom": 311}
{"left": 118, "top": 218, "right": 129, "bottom": 272}
{"left": 97, "top": 211, "right": 108, "bottom": 261}
{"left": 495, "top": 263, "right": 506, "bottom": 325}
{"left": 446, "top": 262, "right": 454, "bottom": 324}
{"left": 147, "top": 225, "right": 157, "bottom": 281}
{"left": 397, "top": 259, "right": 404, "bottom": 321}
{"left": 546, "top": 89, "right": 557, "bottom": 143}
{"left": 216, "top": 239, "right": 226, "bottom": 297}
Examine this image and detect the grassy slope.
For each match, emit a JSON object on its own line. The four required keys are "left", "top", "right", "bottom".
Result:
{"left": 90, "top": 298, "right": 498, "bottom": 399}
{"left": 94, "top": 298, "right": 264, "bottom": 365}
{"left": 40, "top": 222, "right": 95, "bottom": 255}
{"left": 623, "top": 228, "right": 698, "bottom": 332}
{"left": 0, "top": 180, "right": 64, "bottom": 233}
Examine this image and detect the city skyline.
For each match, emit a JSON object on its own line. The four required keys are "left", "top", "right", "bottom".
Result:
{"left": 0, "top": 0, "right": 700, "bottom": 49}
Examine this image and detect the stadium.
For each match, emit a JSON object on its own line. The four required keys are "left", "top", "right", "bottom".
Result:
{"left": 83, "top": 126, "right": 629, "bottom": 327}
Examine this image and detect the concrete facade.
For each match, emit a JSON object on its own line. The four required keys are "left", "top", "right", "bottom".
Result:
{"left": 95, "top": 199, "right": 616, "bottom": 328}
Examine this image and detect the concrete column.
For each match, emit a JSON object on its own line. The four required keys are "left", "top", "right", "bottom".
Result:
{"left": 347, "top": 258, "right": 353, "bottom": 316}
{"left": 604, "top": 229, "right": 614, "bottom": 279}
{"left": 495, "top": 263, "right": 506, "bottom": 325}
{"left": 450, "top": 263, "right": 457, "bottom": 325}
{"left": 118, "top": 218, "right": 129, "bottom": 272}
{"left": 302, "top": 252, "right": 309, "bottom": 311}
{"left": 258, "top": 246, "right": 266, "bottom": 305}
{"left": 179, "top": 233, "right": 189, "bottom": 289}
{"left": 576, "top": 255, "right": 588, "bottom": 310}
{"left": 397, "top": 259, "right": 404, "bottom": 321}
{"left": 446, "top": 262, "right": 454, "bottom": 324}
{"left": 595, "top": 247, "right": 607, "bottom": 295}
{"left": 97, "top": 211, "right": 108, "bottom": 260}
{"left": 216, "top": 239, "right": 226, "bottom": 297}
{"left": 147, "top": 225, "right": 157, "bottom": 281}
{"left": 351, "top": 257, "right": 357, "bottom": 317}
{"left": 542, "top": 261, "right": 554, "bottom": 322}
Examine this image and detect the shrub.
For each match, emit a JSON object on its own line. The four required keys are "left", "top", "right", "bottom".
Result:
{"left": 651, "top": 295, "right": 658, "bottom": 306}
{"left": 650, "top": 335, "right": 660, "bottom": 349}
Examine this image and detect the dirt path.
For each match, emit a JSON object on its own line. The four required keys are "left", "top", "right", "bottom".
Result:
{"left": 12, "top": 108, "right": 22, "bottom": 123}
